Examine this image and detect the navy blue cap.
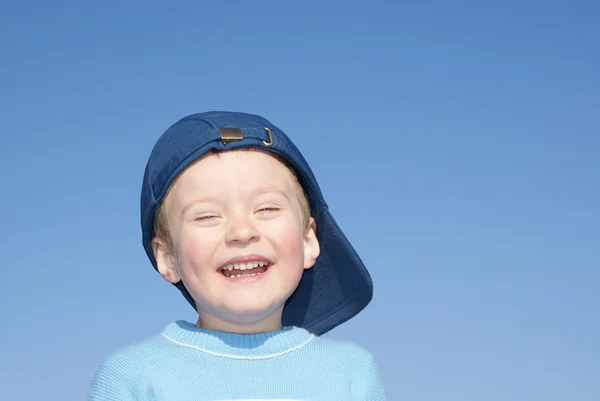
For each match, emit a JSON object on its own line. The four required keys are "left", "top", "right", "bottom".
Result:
{"left": 141, "top": 111, "right": 373, "bottom": 335}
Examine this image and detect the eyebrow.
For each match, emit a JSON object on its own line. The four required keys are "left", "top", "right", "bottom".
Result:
{"left": 180, "top": 199, "right": 215, "bottom": 217}
{"left": 255, "top": 188, "right": 291, "bottom": 201}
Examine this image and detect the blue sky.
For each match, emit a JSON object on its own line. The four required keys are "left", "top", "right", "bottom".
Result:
{"left": 1, "top": 1, "right": 599, "bottom": 400}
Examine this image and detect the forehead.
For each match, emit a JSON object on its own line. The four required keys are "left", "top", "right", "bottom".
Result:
{"left": 167, "top": 149, "right": 296, "bottom": 204}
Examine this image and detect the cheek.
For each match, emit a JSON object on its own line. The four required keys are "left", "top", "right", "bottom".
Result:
{"left": 176, "top": 231, "right": 214, "bottom": 272}
{"left": 273, "top": 226, "right": 305, "bottom": 260}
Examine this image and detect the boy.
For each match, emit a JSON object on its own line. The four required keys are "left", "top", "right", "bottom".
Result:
{"left": 88, "top": 111, "right": 386, "bottom": 400}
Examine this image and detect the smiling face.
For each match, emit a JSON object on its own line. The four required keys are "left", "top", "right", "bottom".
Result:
{"left": 151, "top": 149, "right": 320, "bottom": 333}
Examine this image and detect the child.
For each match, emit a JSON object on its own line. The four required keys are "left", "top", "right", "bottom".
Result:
{"left": 88, "top": 111, "right": 386, "bottom": 400}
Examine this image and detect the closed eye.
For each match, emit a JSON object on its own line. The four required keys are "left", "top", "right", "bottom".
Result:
{"left": 257, "top": 207, "right": 279, "bottom": 212}
{"left": 255, "top": 206, "right": 281, "bottom": 218}
{"left": 194, "top": 214, "right": 218, "bottom": 222}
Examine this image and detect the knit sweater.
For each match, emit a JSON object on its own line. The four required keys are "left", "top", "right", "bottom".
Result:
{"left": 88, "top": 320, "right": 386, "bottom": 400}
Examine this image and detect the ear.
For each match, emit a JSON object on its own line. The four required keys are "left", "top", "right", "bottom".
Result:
{"left": 303, "top": 217, "right": 320, "bottom": 270}
{"left": 151, "top": 237, "right": 181, "bottom": 284}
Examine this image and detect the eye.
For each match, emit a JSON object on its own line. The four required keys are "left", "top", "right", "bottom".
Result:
{"left": 257, "top": 207, "right": 279, "bottom": 212}
{"left": 255, "top": 206, "right": 281, "bottom": 218}
{"left": 194, "top": 214, "right": 218, "bottom": 222}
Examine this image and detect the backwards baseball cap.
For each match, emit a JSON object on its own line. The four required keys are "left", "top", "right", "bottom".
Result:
{"left": 140, "top": 111, "right": 373, "bottom": 335}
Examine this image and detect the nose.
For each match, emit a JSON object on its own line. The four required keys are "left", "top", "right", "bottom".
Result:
{"left": 225, "top": 217, "right": 260, "bottom": 245}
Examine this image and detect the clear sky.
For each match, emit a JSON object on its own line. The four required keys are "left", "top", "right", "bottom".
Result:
{"left": 1, "top": 1, "right": 599, "bottom": 400}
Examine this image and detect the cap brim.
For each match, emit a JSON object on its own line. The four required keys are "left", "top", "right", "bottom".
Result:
{"left": 282, "top": 205, "right": 374, "bottom": 335}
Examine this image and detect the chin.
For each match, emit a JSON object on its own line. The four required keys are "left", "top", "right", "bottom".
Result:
{"left": 223, "top": 302, "right": 283, "bottom": 322}
{"left": 227, "top": 304, "right": 276, "bottom": 318}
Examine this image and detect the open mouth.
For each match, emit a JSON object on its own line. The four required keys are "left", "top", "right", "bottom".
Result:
{"left": 220, "top": 261, "right": 270, "bottom": 279}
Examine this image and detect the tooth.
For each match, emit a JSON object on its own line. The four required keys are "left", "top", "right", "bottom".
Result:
{"left": 234, "top": 263, "right": 240, "bottom": 270}
{"left": 226, "top": 265, "right": 234, "bottom": 271}
{"left": 252, "top": 262, "right": 258, "bottom": 268}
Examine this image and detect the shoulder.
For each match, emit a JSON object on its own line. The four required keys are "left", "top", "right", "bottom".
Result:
{"left": 298, "top": 334, "right": 381, "bottom": 376}
{"left": 88, "top": 333, "right": 175, "bottom": 400}
{"left": 99, "top": 333, "right": 173, "bottom": 371}
{"left": 308, "top": 336, "right": 386, "bottom": 399}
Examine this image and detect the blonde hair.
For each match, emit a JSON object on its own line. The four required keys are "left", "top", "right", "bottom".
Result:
{"left": 153, "top": 149, "right": 311, "bottom": 251}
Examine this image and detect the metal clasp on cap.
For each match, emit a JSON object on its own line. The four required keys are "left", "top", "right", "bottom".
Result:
{"left": 219, "top": 128, "right": 243, "bottom": 145}
{"left": 219, "top": 127, "right": 273, "bottom": 146}
{"left": 263, "top": 127, "right": 273, "bottom": 146}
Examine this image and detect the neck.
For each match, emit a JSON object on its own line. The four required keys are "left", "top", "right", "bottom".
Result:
{"left": 195, "top": 308, "right": 284, "bottom": 334}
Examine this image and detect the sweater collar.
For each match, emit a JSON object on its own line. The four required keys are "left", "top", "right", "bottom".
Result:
{"left": 161, "top": 320, "right": 315, "bottom": 359}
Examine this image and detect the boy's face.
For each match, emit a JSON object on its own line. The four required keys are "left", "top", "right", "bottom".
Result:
{"left": 152, "top": 149, "right": 320, "bottom": 333}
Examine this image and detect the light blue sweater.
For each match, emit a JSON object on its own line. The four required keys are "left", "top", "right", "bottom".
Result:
{"left": 88, "top": 320, "right": 386, "bottom": 400}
